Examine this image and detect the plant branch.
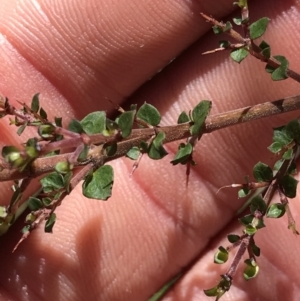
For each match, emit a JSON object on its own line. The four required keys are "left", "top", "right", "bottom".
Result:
{"left": 1, "top": 95, "right": 300, "bottom": 182}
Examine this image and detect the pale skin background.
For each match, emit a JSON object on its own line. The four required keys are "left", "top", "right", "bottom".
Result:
{"left": 0, "top": 0, "right": 300, "bottom": 300}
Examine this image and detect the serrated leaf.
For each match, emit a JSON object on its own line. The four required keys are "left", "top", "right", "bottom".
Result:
{"left": 190, "top": 100, "right": 211, "bottom": 136}
{"left": 80, "top": 111, "right": 106, "bottom": 135}
{"left": 249, "top": 17, "right": 269, "bottom": 40}
{"left": 230, "top": 48, "right": 249, "bottom": 63}
{"left": 68, "top": 119, "right": 83, "bottom": 133}
{"left": 177, "top": 111, "right": 190, "bottom": 124}
{"left": 117, "top": 110, "right": 135, "bottom": 138}
{"left": 83, "top": 165, "right": 114, "bottom": 200}
{"left": 280, "top": 174, "right": 298, "bottom": 198}
{"left": 148, "top": 132, "right": 168, "bottom": 160}
{"left": 28, "top": 197, "right": 43, "bottom": 211}
{"left": 137, "top": 103, "right": 161, "bottom": 126}
{"left": 227, "top": 234, "right": 240, "bottom": 243}
{"left": 253, "top": 162, "right": 273, "bottom": 182}
{"left": 45, "top": 213, "right": 56, "bottom": 233}
{"left": 171, "top": 143, "right": 193, "bottom": 165}
{"left": 214, "top": 246, "right": 228, "bottom": 264}
{"left": 31, "top": 93, "right": 40, "bottom": 113}
{"left": 244, "top": 259, "right": 259, "bottom": 280}
{"left": 266, "top": 203, "right": 286, "bottom": 218}
{"left": 40, "top": 172, "right": 65, "bottom": 193}
{"left": 126, "top": 147, "right": 140, "bottom": 160}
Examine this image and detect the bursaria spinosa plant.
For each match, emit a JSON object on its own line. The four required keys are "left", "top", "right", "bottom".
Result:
{"left": 0, "top": 1, "right": 300, "bottom": 300}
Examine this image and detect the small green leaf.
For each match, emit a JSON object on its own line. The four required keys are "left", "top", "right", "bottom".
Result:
{"left": 17, "top": 122, "right": 28, "bottom": 136}
{"left": 283, "top": 149, "right": 293, "bottom": 160}
{"left": 203, "top": 286, "right": 219, "bottom": 297}
{"left": 171, "top": 143, "right": 193, "bottom": 165}
{"left": 259, "top": 40, "right": 271, "bottom": 59}
{"left": 233, "top": 0, "right": 248, "bottom": 8}
{"left": 251, "top": 243, "right": 260, "bottom": 257}
{"left": 204, "top": 275, "right": 231, "bottom": 299}
{"left": 80, "top": 111, "right": 106, "bottom": 135}
{"left": 280, "top": 174, "right": 298, "bottom": 198}
{"left": 224, "top": 21, "right": 232, "bottom": 32}
{"left": 148, "top": 132, "right": 168, "bottom": 160}
{"left": 230, "top": 48, "right": 249, "bottom": 63}
{"left": 268, "top": 142, "right": 284, "bottom": 153}
{"left": 266, "top": 55, "right": 289, "bottom": 81}
{"left": 244, "top": 259, "right": 259, "bottom": 280}
{"left": 219, "top": 40, "right": 231, "bottom": 48}
{"left": 266, "top": 203, "right": 286, "bottom": 218}
{"left": 55, "top": 161, "right": 72, "bottom": 174}
{"left": 55, "top": 117, "right": 62, "bottom": 127}
{"left": 177, "top": 111, "right": 190, "bottom": 124}
{"left": 190, "top": 100, "right": 211, "bottom": 136}
{"left": 105, "top": 143, "right": 117, "bottom": 157}
{"left": 137, "top": 103, "right": 161, "bottom": 126}
{"left": 28, "top": 197, "right": 43, "bottom": 211}
{"left": 31, "top": 93, "right": 40, "bottom": 113}
{"left": 40, "top": 172, "right": 65, "bottom": 193}
{"left": 212, "top": 25, "right": 223, "bottom": 35}
{"left": 42, "top": 197, "right": 52, "bottom": 207}
{"left": 286, "top": 119, "right": 300, "bottom": 143}
{"left": 249, "top": 17, "right": 270, "bottom": 40}
{"left": 39, "top": 107, "right": 48, "bottom": 119}
{"left": 233, "top": 17, "right": 242, "bottom": 25}
{"left": 45, "top": 213, "right": 56, "bottom": 233}
{"left": 117, "top": 110, "right": 135, "bottom": 138}
{"left": 126, "top": 147, "right": 140, "bottom": 160}
{"left": 253, "top": 162, "right": 273, "bottom": 182}
{"left": 68, "top": 119, "right": 83, "bottom": 133}
{"left": 83, "top": 165, "right": 114, "bottom": 200}
{"left": 239, "top": 214, "right": 254, "bottom": 226}
{"left": 250, "top": 195, "right": 267, "bottom": 214}
{"left": 227, "top": 234, "right": 240, "bottom": 243}
{"left": 238, "top": 187, "right": 250, "bottom": 198}
{"left": 244, "top": 224, "right": 257, "bottom": 235}
{"left": 25, "top": 213, "right": 36, "bottom": 223}
{"left": 214, "top": 246, "right": 228, "bottom": 264}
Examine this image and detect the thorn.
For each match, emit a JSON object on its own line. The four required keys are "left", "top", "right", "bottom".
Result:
{"left": 130, "top": 153, "right": 144, "bottom": 177}
{"left": 12, "top": 231, "right": 30, "bottom": 253}
{"left": 185, "top": 162, "right": 191, "bottom": 188}
{"left": 216, "top": 184, "right": 242, "bottom": 194}
{"left": 202, "top": 48, "right": 226, "bottom": 55}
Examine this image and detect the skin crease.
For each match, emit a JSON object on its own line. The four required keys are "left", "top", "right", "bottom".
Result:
{"left": 0, "top": 0, "right": 299, "bottom": 300}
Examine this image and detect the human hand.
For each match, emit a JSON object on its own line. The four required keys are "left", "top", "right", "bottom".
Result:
{"left": 0, "top": 0, "right": 299, "bottom": 300}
